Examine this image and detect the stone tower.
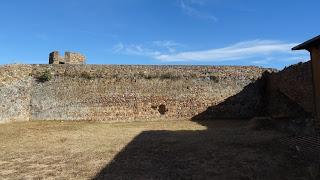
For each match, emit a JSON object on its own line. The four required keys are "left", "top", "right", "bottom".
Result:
{"left": 49, "top": 51, "right": 86, "bottom": 64}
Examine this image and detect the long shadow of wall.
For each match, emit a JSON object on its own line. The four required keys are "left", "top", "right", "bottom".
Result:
{"left": 265, "top": 61, "right": 314, "bottom": 119}
{"left": 192, "top": 73, "right": 268, "bottom": 120}
{"left": 93, "top": 61, "right": 314, "bottom": 179}
{"left": 93, "top": 121, "right": 305, "bottom": 179}
{"left": 194, "top": 61, "right": 314, "bottom": 121}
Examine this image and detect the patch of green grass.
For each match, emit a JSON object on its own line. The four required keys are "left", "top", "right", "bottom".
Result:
{"left": 209, "top": 75, "right": 219, "bottom": 83}
{"left": 36, "top": 70, "right": 52, "bottom": 82}
{"left": 80, "top": 72, "right": 94, "bottom": 80}
{"left": 134, "top": 72, "right": 181, "bottom": 80}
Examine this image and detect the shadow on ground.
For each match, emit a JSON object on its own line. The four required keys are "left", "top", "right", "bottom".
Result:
{"left": 93, "top": 65, "right": 313, "bottom": 180}
{"left": 93, "top": 120, "right": 310, "bottom": 179}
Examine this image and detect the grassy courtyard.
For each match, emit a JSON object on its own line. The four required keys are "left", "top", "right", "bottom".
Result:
{"left": 0, "top": 120, "right": 311, "bottom": 179}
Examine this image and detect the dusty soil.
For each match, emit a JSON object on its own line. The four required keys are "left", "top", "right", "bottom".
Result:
{"left": 0, "top": 120, "right": 310, "bottom": 179}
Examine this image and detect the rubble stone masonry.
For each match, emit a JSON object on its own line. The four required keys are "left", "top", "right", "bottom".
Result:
{"left": 266, "top": 61, "right": 314, "bottom": 118}
{"left": 0, "top": 64, "right": 269, "bottom": 123}
{"left": 0, "top": 62, "right": 314, "bottom": 123}
{"left": 49, "top": 51, "right": 86, "bottom": 64}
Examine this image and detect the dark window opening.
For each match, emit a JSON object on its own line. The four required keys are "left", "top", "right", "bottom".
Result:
{"left": 158, "top": 104, "right": 167, "bottom": 115}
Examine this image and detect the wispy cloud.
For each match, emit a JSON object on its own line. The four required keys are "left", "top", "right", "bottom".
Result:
{"left": 152, "top": 41, "right": 184, "bottom": 53}
{"left": 156, "top": 40, "right": 301, "bottom": 62}
{"left": 112, "top": 42, "right": 161, "bottom": 57}
{"left": 112, "top": 39, "right": 308, "bottom": 67}
{"left": 178, "top": 0, "right": 218, "bottom": 22}
{"left": 112, "top": 40, "right": 185, "bottom": 57}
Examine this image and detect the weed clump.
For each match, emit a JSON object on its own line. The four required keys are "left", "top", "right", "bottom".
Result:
{"left": 159, "top": 72, "right": 181, "bottom": 80}
{"left": 37, "top": 70, "right": 52, "bottom": 82}
{"left": 135, "top": 72, "right": 181, "bottom": 80}
{"left": 209, "top": 75, "right": 219, "bottom": 83}
{"left": 80, "top": 72, "right": 94, "bottom": 80}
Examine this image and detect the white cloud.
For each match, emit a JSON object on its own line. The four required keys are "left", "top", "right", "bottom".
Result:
{"left": 152, "top": 40, "right": 184, "bottom": 53}
{"left": 280, "top": 56, "right": 310, "bottom": 62}
{"left": 112, "top": 43, "right": 125, "bottom": 52}
{"left": 155, "top": 40, "right": 301, "bottom": 62}
{"left": 251, "top": 55, "right": 309, "bottom": 67}
{"left": 112, "top": 42, "right": 161, "bottom": 57}
{"left": 178, "top": 0, "right": 218, "bottom": 22}
{"left": 112, "top": 40, "right": 308, "bottom": 66}
{"left": 152, "top": 40, "right": 182, "bottom": 47}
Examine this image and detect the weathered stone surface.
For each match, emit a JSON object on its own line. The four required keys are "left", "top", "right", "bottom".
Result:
{"left": 0, "top": 64, "right": 269, "bottom": 123}
{"left": 266, "top": 61, "right": 314, "bottom": 118}
{"left": 0, "top": 65, "right": 33, "bottom": 123}
{"left": 49, "top": 51, "right": 86, "bottom": 64}
{"left": 193, "top": 61, "right": 315, "bottom": 121}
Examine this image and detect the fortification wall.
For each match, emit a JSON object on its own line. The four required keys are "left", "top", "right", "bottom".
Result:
{"left": 266, "top": 61, "right": 314, "bottom": 118}
{"left": 65, "top": 52, "right": 86, "bottom": 64}
{"left": 192, "top": 61, "right": 315, "bottom": 120}
{"left": 0, "top": 62, "right": 315, "bottom": 123}
{"left": 0, "top": 65, "right": 33, "bottom": 123}
{"left": 0, "top": 64, "right": 268, "bottom": 123}
{"left": 49, "top": 51, "right": 86, "bottom": 64}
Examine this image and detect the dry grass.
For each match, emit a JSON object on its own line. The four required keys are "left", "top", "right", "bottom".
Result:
{"left": 0, "top": 120, "right": 205, "bottom": 179}
{"left": 0, "top": 120, "right": 311, "bottom": 179}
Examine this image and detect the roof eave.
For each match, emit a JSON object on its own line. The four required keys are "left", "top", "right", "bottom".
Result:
{"left": 292, "top": 45, "right": 305, "bottom": 51}
{"left": 292, "top": 35, "right": 320, "bottom": 51}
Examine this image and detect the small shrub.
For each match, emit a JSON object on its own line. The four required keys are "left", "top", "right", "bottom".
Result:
{"left": 135, "top": 72, "right": 158, "bottom": 80}
{"left": 190, "top": 73, "right": 198, "bottom": 79}
{"left": 159, "top": 72, "right": 181, "bottom": 80}
{"left": 112, "top": 74, "right": 122, "bottom": 81}
{"left": 209, "top": 75, "right": 219, "bottom": 83}
{"left": 136, "top": 72, "right": 145, "bottom": 78}
{"left": 112, "top": 74, "right": 118, "bottom": 79}
{"left": 37, "top": 70, "right": 52, "bottom": 82}
{"left": 145, "top": 74, "right": 158, "bottom": 79}
{"left": 95, "top": 73, "right": 104, "bottom": 78}
{"left": 160, "top": 72, "right": 172, "bottom": 79}
{"left": 80, "top": 72, "right": 94, "bottom": 80}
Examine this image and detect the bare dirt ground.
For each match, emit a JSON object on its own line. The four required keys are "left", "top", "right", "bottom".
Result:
{"left": 0, "top": 120, "right": 310, "bottom": 179}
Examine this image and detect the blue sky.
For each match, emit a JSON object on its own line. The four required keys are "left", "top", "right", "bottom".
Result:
{"left": 0, "top": 0, "right": 318, "bottom": 69}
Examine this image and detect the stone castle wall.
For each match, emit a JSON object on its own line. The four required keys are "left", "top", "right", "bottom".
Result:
{"left": 0, "top": 65, "right": 33, "bottom": 123}
{"left": 49, "top": 51, "right": 86, "bottom": 64}
{"left": 0, "top": 64, "right": 269, "bottom": 123}
{"left": 64, "top": 52, "right": 86, "bottom": 64}
{"left": 0, "top": 62, "right": 314, "bottom": 124}
{"left": 192, "top": 61, "right": 315, "bottom": 120}
{"left": 266, "top": 61, "right": 314, "bottom": 118}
